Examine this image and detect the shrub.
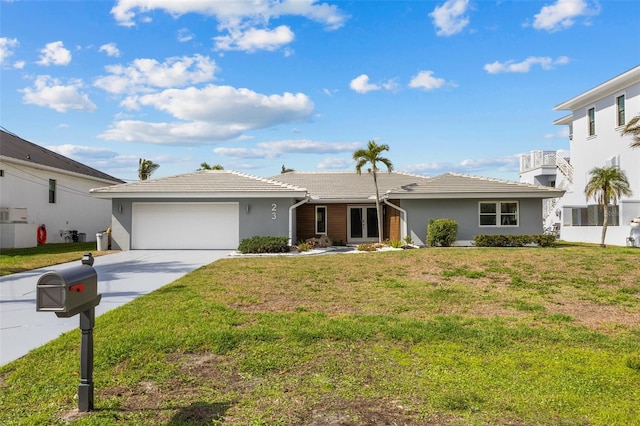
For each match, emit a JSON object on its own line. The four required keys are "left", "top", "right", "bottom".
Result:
{"left": 296, "top": 241, "right": 311, "bottom": 252}
{"left": 474, "top": 234, "right": 557, "bottom": 248}
{"left": 357, "top": 242, "right": 377, "bottom": 252}
{"left": 427, "top": 218, "right": 458, "bottom": 247}
{"left": 387, "top": 238, "right": 403, "bottom": 248}
{"left": 237, "top": 236, "right": 290, "bottom": 254}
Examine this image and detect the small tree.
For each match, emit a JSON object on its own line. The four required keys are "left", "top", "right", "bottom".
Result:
{"left": 621, "top": 114, "right": 640, "bottom": 148}
{"left": 281, "top": 164, "right": 294, "bottom": 173}
{"left": 138, "top": 158, "right": 159, "bottom": 180}
{"left": 584, "top": 166, "right": 632, "bottom": 247}
{"left": 353, "top": 140, "right": 393, "bottom": 243}
{"left": 198, "top": 162, "right": 223, "bottom": 170}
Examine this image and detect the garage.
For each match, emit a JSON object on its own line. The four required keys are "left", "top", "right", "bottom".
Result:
{"left": 131, "top": 202, "right": 239, "bottom": 249}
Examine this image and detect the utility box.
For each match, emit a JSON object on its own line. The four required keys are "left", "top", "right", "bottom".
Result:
{"left": 36, "top": 263, "right": 101, "bottom": 318}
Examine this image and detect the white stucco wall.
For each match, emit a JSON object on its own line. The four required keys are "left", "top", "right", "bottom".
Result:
{"left": 0, "top": 158, "right": 115, "bottom": 248}
{"left": 556, "top": 72, "right": 640, "bottom": 246}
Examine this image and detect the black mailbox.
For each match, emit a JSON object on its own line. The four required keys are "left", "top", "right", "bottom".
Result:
{"left": 36, "top": 264, "right": 101, "bottom": 318}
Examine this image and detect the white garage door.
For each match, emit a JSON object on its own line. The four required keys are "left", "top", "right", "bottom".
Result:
{"left": 132, "top": 203, "right": 239, "bottom": 249}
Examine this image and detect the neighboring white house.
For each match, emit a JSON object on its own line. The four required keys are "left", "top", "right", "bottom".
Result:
{"left": 0, "top": 129, "right": 124, "bottom": 249}
{"left": 521, "top": 65, "right": 640, "bottom": 246}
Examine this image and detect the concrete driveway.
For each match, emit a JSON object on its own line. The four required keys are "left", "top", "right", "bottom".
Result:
{"left": 0, "top": 250, "right": 232, "bottom": 366}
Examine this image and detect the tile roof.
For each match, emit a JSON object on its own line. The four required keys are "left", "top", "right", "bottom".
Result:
{"left": 90, "top": 170, "right": 307, "bottom": 197}
{"left": 271, "top": 171, "right": 428, "bottom": 200}
{"left": 387, "top": 172, "right": 565, "bottom": 198}
{"left": 1, "top": 129, "right": 124, "bottom": 183}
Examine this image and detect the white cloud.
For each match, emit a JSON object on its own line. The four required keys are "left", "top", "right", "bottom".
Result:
{"left": 13, "top": 60, "right": 25, "bottom": 69}
{"left": 46, "top": 144, "right": 118, "bottom": 162}
{"left": 100, "top": 85, "right": 314, "bottom": 144}
{"left": 430, "top": 0, "right": 471, "bottom": 36}
{"left": 21, "top": 75, "right": 96, "bottom": 113}
{"left": 177, "top": 28, "right": 194, "bottom": 42}
{"left": 94, "top": 54, "right": 218, "bottom": 94}
{"left": 215, "top": 25, "right": 295, "bottom": 52}
{"left": 317, "top": 156, "right": 353, "bottom": 170}
{"left": 349, "top": 74, "right": 397, "bottom": 94}
{"left": 408, "top": 70, "right": 447, "bottom": 91}
{"left": 350, "top": 74, "right": 379, "bottom": 94}
{"left": 99, "top": 43, "right": 121, "bottom": 57}
{"left": 532, "top": 0, "right": 596, "bottom": 32}
{"left": 406, "top": 155, "right": 519, "bottom": 175}
{"left": 0, "top": 37, "right": 18, "bottom": 66}
{"left": 110, "top": 0, "right": 348, "bottom": 29}
{"left": 484, "top": 56, "right": 570, "bottom": 74}
{"left": 257, "top": 139, "right": 361, "bottom": 154}
{"left": 213, "top": 139, "right": 360, "bottom": 160}
{"left": 213, "top": 147, "right": 274, "bottom": 159}
{"left": 36, "top": 41, "right": 72, "bottom": 66}
{"left": 111, "top": 0, "right": 347, "bottom": 53}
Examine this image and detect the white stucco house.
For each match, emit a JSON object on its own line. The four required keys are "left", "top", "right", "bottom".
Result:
{"left": 0, "top": 129, "right": 124, "bottom": 249}
{"left": 520, "top": 65, "right": 640, "bottom": 246}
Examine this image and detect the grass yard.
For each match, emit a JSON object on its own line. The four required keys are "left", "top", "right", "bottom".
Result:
{"left": 0, "top": 243, "right": 109, "bottom": 276}
{"left": 1, "top": 244, "right": 639, "bottom": 425}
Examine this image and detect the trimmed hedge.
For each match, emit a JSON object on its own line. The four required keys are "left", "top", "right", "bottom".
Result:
{"left": 237, "top": 236, "right": 290, "bottom": 254}
{"left": 474, "top": 234, "right": 557, "bottom": 247}
{"left": 427, "top": 218, "right": 458, "bottom": 247}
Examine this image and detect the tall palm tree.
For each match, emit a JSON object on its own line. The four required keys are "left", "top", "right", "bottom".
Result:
{"left": 138, "top": 158, "right": 160, "bottom": 180}
{"left": 353, "top": 140, "right": 393, "bottom": 243}
{"left": 198, "top": 162, "right": 224, "bottom": 170}
{"left": 584, "top": 166, "right": 632, "bottom": 248}
{"left": 621, "top": 114, "right": 640, "bottom": 148}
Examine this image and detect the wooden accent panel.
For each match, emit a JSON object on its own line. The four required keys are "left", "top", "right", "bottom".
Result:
{"left": 295, "top": 204, "right": 348, "bottom": 244}
{"left": 385, "top": 200, "right": 401, "bottom": 241}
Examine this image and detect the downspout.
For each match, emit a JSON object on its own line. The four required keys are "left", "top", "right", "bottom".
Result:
{"left": 383, "top": 197, "right": 408, "bottom": 241}
{"left": 288, "top": 195, "right": 311, "bottom": 246}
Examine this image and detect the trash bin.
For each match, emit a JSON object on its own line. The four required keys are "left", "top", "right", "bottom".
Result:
{"left": 96, "top": 233, "right": 106, "bottom": 251}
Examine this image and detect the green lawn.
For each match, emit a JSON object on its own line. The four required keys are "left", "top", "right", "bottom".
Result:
{"left": 1, "top": 244, "right": 639, "bottom": 425}
{"left": 0, "top": 243, "right": 109, "bottom": 276}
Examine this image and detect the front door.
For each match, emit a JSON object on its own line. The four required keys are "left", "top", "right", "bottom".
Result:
{"left": 348, "top": 206, "right": 379, "bottom": 243}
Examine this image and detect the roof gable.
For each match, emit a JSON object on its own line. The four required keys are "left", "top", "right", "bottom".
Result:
{"left": 0, "top": 129, "right": 123, "bottom": 183}
{"left": 388, "top": 172, "right": 565, "bottom": 198}
{"left": 271, "top": 171, "right": 428, "bottom": 200}
{"left": 91, "top": 170, "right": 307, "bottom": 198}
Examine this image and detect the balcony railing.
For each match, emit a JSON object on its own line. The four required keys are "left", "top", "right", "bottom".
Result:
{"left": 519, "top": 150, "right": 558, "bottom": 172}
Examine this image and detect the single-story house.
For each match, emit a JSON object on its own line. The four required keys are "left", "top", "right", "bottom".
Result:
{"left": 0, "top": 129, "right": 124, "bottom": 249}
{"left": 90, "top": 170, "right": 564, "bottom": 250}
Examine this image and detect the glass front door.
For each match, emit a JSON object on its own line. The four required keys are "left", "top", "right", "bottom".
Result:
{"left": 348, "top": 206, "right": 379, "bottom": 243}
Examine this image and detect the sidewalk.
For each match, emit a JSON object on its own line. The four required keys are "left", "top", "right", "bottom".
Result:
{"left": 0, "top": 250, "right": 231, "bottom": 366}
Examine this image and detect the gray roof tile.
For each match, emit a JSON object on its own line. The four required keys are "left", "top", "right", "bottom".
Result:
{"left": 91, "top": 170, "right": 307, "bottom": 197}
{"left": 1, "top": 129, "right": 124, "bottom": 183}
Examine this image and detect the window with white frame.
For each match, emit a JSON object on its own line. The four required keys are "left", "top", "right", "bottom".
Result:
{"left": 587, "top": 107, "right": 596, "bottom": 136}
{"left": 49, "top": 179, "right": 56, "bottom": 204}
{"left": 315, "top": 206, "right": 327, "bottom": 234}
{"left": 616, "top": 94, "right": 625, "bottom": 127}
{"left": 479, "top": 201, "right": 519, "bottom": 227}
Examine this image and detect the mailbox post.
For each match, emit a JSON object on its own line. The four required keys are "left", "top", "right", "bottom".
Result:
{"left": 36, "top": 253, "right": 101, "bottom": 412}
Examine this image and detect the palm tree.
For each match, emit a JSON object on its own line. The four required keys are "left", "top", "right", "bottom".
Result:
{"left": 138, "top": 158, "right": 160, "bottom": 180}
{"left": 281, "top": 164, "right": 294, "bottom": 174}
{"left": 621, "top": 114, "right": 640, "bottom": 148}
{"left": 584, "top": 166, "right": 632, "bottom": 248}
{"left": 198, "top": 162, "right": 224, "bottom": 170}
{"left": 353, "top": 140, "right": 393, "bottom": 243}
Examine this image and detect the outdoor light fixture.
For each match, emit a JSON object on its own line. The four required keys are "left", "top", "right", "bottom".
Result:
{"left": 118, "top": 204, "right": 123, "bottom": 213}
{"left": 246, "top": 204, "right": 250, "bottom": 214}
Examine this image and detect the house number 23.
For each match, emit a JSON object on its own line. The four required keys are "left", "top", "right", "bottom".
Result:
{"left": 271, "top": 203, "right": 277, "bottom": 220}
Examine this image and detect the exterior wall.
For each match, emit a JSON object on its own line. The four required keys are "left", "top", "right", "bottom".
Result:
{"left": 295, "top": 202, "right": 400, "bottom": 245}
{"left": 401, "top": 198, "right": 544, "bottom": 246}
{"left": 109, "top": 197, "right": 294, "bottom": 250}
{"left": 557, "top": 75, "right": 640, "bottom": 245}
{"left": 0, "top": 158, "right": 115, "bottom": 248}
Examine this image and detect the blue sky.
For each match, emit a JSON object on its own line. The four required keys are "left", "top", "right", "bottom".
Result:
{"left": 1, "top": 0, "right": 638, "bottom": 182}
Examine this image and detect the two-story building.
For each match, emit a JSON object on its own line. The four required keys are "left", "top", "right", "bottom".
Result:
{"left": 521, "top": 65, "right": 640, "bottom": 246}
